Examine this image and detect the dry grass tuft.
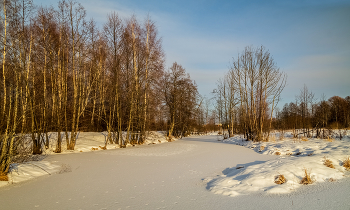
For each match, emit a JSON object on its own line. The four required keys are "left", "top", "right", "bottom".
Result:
{"left": 301, "top": 137, "right": 308, "bottom": 142}
{"left": 259, "top": 145, "right": 265, "bottom": 152}
{"left": 328, "top": 178, "right": 336, "bottom": 182}
{"left": 91, "top": 147, "right": 98, "bottom": 151}
{"left": 275, "top": 151, "right": 281, "bottom": 155}
{"left": 0, "top": 171, "right": 8, "bottom": 181}
{"left": 307, "top": 152, "right": 314, "bottom": 156}
{"left": 99, "top": 146, "right": 107, "bottom": 150}
{"left": 326, "top": 137, "right": 334, "bottom": 142}
{"left": 270, "top": 135, "right": 276, "bottom": 142}
{"left": 274, "top": 174, "right": 286, "bottom": 185}
{"left": 323, "top": 156, "right": 335, "bottom": 169}
{"left": 300, "top": 168, "right": 314, "bottom": 185}
{"left": 286, "top": 152, "right": 293, "bottom": 156}
{"left": 167, "top": 136, "right": 174, "bottom": 142}
{"left": 343, "top": 157, "right": 350, "bottom": 170}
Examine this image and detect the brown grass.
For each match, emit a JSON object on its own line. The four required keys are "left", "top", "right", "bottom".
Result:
{"left": 300, "top": 168, "right": 314, "bottom": 185}
{"left": 275, "top": 151, "right": 281, "bottom": 155}
{"left": 274, "top": 174, "right": 286, "bottom": 185}
{"left": 328, "top": 178, "right": 336, "bottom": 182}
{"left": 279, "top": 132, "right": 285, "bottom": 141}
{"left": 286, "top": 152, "right": 293, "bottom": 156}
{"left": 259, "top": 146, "right": 265, "bottom": 151}
{"left": 270, "top": 135, "right": 276, "bottom": 142}
{"left": 99, "top": 146, "right": 107, "bottom": 150}
{"left": 91, "top": 147, "right": 98, "bottom": 151}
{"left": 167, "top": 136, "right": 174, "bottom": 142}
{"left": 326, "top": 137, "right": 334, "bottom": 142}
{"left": 0, "top": 171, "right": 8, "bottom": 181}
{"left": 323, "top": 156, "right": 335, "bottom": 169}
{"left": 343, "top": 157, "right": 350, "bottom": 170}
{"left": 301, "top": 137, "right": 308, "bottom": 141}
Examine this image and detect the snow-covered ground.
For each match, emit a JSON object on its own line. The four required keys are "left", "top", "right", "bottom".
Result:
{"left": 0, "top": 133, "right": 350, "bottom": 209}
{"left": 44, "top": 131, "right": 171, "bottom": 153}
{"left": 204, "top": 130, "right": 350, "bottom": 197}
{"left": 0, "top": 131, "right": 171, "bottom": 188}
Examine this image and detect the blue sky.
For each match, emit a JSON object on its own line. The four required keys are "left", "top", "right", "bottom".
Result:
{"left": 35, "top": 0, "right": 350, "bottom": 107}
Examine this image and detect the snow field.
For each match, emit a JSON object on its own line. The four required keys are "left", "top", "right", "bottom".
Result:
{"left": 0, "top": 131, "right": 175, "bottom": 188}
{"left": 205, "top": 131, "right": 350, "bottom": 196}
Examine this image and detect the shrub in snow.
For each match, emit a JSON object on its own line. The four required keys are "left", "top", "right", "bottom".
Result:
{"left": 323, "top": 157, "right": 335, "bottom": 169}
{"left": 343, "top": 157, "right": 350, "bottom": 171}
{"left": 274, "top": 174, "right": 286, "bottom": 185}
{"left": 259, "top": 146, "right": 265, "bottom": 152}
{"left": 301, "top": 137, "right": 308, "bottom": 142}
{"left": 99, "top": 146, "right": 107, "bottom": 150}
{"left": 300, "top": 168, "right": 314, "bottom": 185}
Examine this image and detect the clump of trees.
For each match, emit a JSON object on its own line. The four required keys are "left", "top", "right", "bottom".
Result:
{"left": 275, "top": 87, "right": 350, "bottom": 138}
{"left": 215, "top": 46, "right": 349, "bottom": 142}
{"left": 214, "top": 46, "right": 286, "bottom": 141}
{"left": 0, "top": 0, "right": 205, "bottom": 175}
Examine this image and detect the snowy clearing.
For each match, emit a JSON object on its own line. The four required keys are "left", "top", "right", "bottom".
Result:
{"left": 0, "top": 134, "right": 350, "bottom": 209}
{"left": 204, "top": 131, "right": 350, "bottom": 197}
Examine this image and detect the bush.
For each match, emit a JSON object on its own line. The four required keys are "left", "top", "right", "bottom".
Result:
{"left": 300, "top": 168, "right": 314, "bottom": 185}
{"left": 274, "top": 174, "right": 286, "bottom": 185}
{"left": 343, "top": 157, "right": 350, "bottom": 170}
{"left": 323, "top": 157, "right": 335, "bottom": 169}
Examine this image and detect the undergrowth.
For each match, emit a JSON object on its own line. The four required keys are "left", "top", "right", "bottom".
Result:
{"left": 0, "top": 171, "right": 8, "bottom": 181}
{"left": 274, "top": 174, "right": 286, "bottom": 185}
{"left": 300, "top": 168, "right": 314, "bottom": 185}
{"left": 343, "top": 157, "right": 350, "bottom": 170}
{"left": 323, "top": 156, "right": 335, "bottom": 169}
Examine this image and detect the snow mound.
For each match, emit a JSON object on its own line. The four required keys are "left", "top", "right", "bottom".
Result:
{"left": 205, "top": 131, "right": 350, "bottom": 196}
{"left": 0, "top": 161, "right": 61, "bottom": 188}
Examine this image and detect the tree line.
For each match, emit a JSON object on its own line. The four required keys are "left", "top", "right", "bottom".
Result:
{"left": 0, "top": 0, "right": 205, "bottom": 176}
{"left": 275, "top": 86, "right": 350, "bottom": 138}
{"left": 214, "top": 46, "right": 349, "bottom": 141}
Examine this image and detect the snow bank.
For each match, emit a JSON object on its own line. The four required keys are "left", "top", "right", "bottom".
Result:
{"left": 205, "top": 131, "right": 350, "bottom": 196}
{"left": 0, "top": 161, "right": 61, "bottom": 188}
{"left": 0, "top": 131, "right": 172, "bottom": 188}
